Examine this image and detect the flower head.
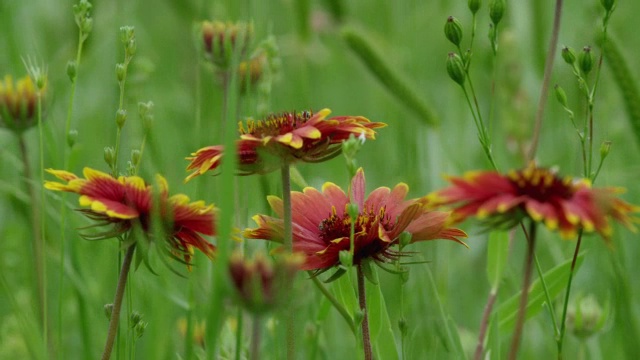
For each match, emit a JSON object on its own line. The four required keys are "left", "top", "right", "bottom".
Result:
{"left": 244, "top": 168, "right": 467, "bottom": 271}
{"left": 44, "top": 167, "right": 216, "bottom": 266}
{"left": 185, "top": 109, "right": 386, "bottom": 180}
{"left": 427, "top": 162, "right": 639, "bottom": 241}
{"left": 201, "top": 20, "right": 253, "bottom": 68}
{"left": 0, "top": 75, "right": 44, "bottom": 132}
{"left": 229, "top": 251, "right": 303, "bottom": 314}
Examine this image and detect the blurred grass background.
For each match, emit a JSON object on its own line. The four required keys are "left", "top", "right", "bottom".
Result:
{"left": 1, "top": 0, "right": 640, "bottom": 359}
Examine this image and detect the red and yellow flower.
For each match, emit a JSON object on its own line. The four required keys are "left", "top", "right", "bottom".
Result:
{"left": 427, "top": 162, "right": 639, "bottom": 240}
{"left": 0, "top": 75, "right": 43, "bottom": 132}
{"left": 243, "top": 168, "right": 467, "bottom": 271}
{"left": 44, "top": 167, "right": 216, "bottom": 265}
{"left": 185, "top": 109, "right": 386, "bottom": 180}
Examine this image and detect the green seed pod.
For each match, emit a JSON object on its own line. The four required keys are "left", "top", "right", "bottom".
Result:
{"left": 116, "top": 109, "right": 127, "bottom": 128}
{"left": 81, "top": 17, "right": 93, "bottom": 35}
{"left": 104, "top": 303, "right": 114, "bottom": 320}
{"left": 554, "top": 84, "right": 568, "bottom": 108}
{"left": 562, "top": 46, "right": 576, "bottom": 65}
{"left": 446, "top": 52, "right": 466, "bottom": 86}
{"left": 67, "top": 129, "right": 78, "bottom": 148}
{"left": 579, "top": 46, "right": 594, "bottom": 75}
{"left": 104, "top": 147, "right": 116, "bottom": 167}
{"left": 468, "top": 0, "right": 481, "bottom": 14}
{"left": 131, "top": 149, "right": 141, "bottom": 166}
{"left": 66, "top": 61, "right": 77, "bottom": 82}
{"left": 115, "top": 63, "right": 126, "bottom": 82}
{"left": 489, "top": 0, "right": 505, "bottom": 26}
{"left": 566, "top": 295, "right": 608, "bottom": 340}
{"left": 599, "top": 141, "right": 611, "bottom": 160}
{"left": 126, "top": 39, "right": 137, "bottom": 57}
{"left": 444, "top": 16, "right": 463, "bottom": 47}
{"left": 120, "top": 26, "right": 135, "bottom": 44}
{"left": 399, "top": 231, "right": 412, "bottom": 249}
{"left": 601, "top": 0, "right": 616, "bottom": 12}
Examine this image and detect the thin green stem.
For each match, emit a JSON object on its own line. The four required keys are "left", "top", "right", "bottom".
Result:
{"left": 527, "top": 0, "right": 564, "bottom": 161}
{"left": 101, "top": 244, "right": 136, "bottom": 360}
{"left": 309, "top": 273, "right": 356, "bottom": 332}
{"left": 280, "top": 163, "right": 296, "bottom": 359}
{"left": 36, "top": 87, "right": 48, "bottom": 357}
{"left": 508, "top": 221, "right": 537, "bottom": 360}
{"left": 357, "top": 265, "right": 373, "bottom": 360}
{"left": 235, "top": 307, "right": 244, "bottom": 360}
{"left": 557, "top": 230, "right": 583, "bottom": 359}
{"left": 184, "top": 280, "right": 195, "bottom": 360}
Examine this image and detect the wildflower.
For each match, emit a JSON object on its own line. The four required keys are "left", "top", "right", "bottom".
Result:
{"left": 201, "top": 20, "right": 253, "bottom": 68}
{"left": 0, "top": 75, "right": 43, "bottom": 132}
{"left": 427, "top": 162, "right": 638, "bottom": 240}
{"left": 237, "top": 54, "right": 267, "bottom": 93}
{"left": 229, "top": 251, "right": 303, "bottom": 313}
{"left": 244, "top": 168, "right": 467, "bottom": 271}
{"left": 185, "top": 109, "right": 385, "bottom": 180}
{"left": 44, "top": 167, "right": 216, "bottom": 266}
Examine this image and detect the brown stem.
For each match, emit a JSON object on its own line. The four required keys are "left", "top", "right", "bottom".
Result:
{"left": 474, "top": 290, "right": 497, "bottom": 360}
{"left": 281, "top": 163, "right": 295, "bottom": 360}
{"left": 250, "top": 315, "right": 262, "bottom": 360}
{"left": 527, "top": 0, "right": 564, "bottom": 160}
{"left": 101, "top": 244, "right": 136, "bottom": 360}
{"left": 357, "top": 265, "right": 373, "bottom": 360}
{"left": 508, "top": 222, "right": 537, "bottom": 360}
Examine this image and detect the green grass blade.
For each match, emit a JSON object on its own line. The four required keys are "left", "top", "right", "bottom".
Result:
{"left": 365, "top": 267, "right": 399, "bottom": 360}
{"left": 487, "top": 230, "right": 509, "bottom": 290}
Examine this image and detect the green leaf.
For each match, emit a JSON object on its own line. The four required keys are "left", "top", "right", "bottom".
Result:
{"left": 487, "top": 230, "right": 509, "bottom": 290}
{"left": 496, "top": 252, "right": 586, "bottom": 332}
{"left": 331, "top": 271, "right": 358, "bottom": 319}
{"left": 365, "top": 267, "right": 399, "bottom": 360}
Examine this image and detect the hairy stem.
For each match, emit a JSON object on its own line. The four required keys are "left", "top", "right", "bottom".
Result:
{"left": 527, "top": 0, "right": 564, "bottom": 160}
{"left": 101, "top": 244, "right": 136, "bottom": 360}
{"left": 474, "top": 289, "right": 497, "bottom": 360}
{"left": 508, "top": 221, "right": 537, "bottom": 360}
{"left": 357, "top": 265, "right": 373, "bottom": 360}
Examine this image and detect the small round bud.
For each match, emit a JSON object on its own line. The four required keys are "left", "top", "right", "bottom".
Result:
{"left": 444, "top": 16, "right": 463, "bottom": 47}
{"left": 67, "top": 129, "right": 78, "bottom": 148}
{"left": 104, "top": 147, "right": 116, "bottom": 167}
{"left": 561, "top": 46, "right": 576, "bottom": 65}
{"left": 126, "top": 39, "right": 137, "bottom": 57}
{"left": 120, "top": 26, "right": 135, "bottom": 44}
{"left": 81, "top": 17, "right": 93, "bottom": 35}
{"left": 339, "top": 250, "right": 353, "bottom": 267}
{"left": 554, "top": 84, "right": 568, "bottom": 108}
{"left": 489, "top": 0, "right": 505, "bottom": 26}
{"left": 131, "top": 149, "right": 141, "bottom": 166}
{"left": 468, "top": 0, "right": 481, "bottom": 14}
{"left": 399, "top": 231, "right": 412, "bottom": 249}
{"left": 115, "top": 63, "right": 126, "bottom": 82}
{"left": 579, "top": 46, "right": 594, "bottom": 75}
{"left": 566, "top": 295, "right": 607, "bottom": 339}
{"left": 67, "top": 61, "right": 77, "bottom": 82}
{"left": 599, "top": 141, "right": 611, "bottom": 159}
{"left": 446, "top": 52, "right": 466, "bottom": 86}
{"left": 601, "top": 0, "right": 616, "bottom": 12}
{"left": 115, "top": 109, "right": 127, "bottom": 128}
{"left": 104, "top": 303, "right": 114, "bottom": 320}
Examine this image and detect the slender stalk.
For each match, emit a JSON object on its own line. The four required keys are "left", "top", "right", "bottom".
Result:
{"left": 508, "top": 221, "right": 537, "bottom": 360}
{"left": 474, "top": 290, "right": 497, "bottom": 360}
{"left": 250, "top": 315, "right": 262, "bottom": 360}
{"left": 280, "top": 163, "right": 295, "bottom": 359}
{"left": 18, "top": 134, "right": 45, "bottom": 333}
{"left": 101, "top": 244, "right": 136, "bottom": 360}
{"left": 36, "top": 85, "right": 48, "bottom": 357}
{"left": 184, "top": 280, "right": 195, "bottom": 360}
{"left": 309, "top": 274, "right": 356, "bottom": 332}
{"left": 527, "top": 0, "right": 564, "bottom": 160}
{"left": 357, "top": 265, "right": 373, "bottom": 360}
{"left": 235, "top": 307, "right": 244, "bottom": 360}
{"left": 557, "top": 230, "right": 583, "bottom": 359}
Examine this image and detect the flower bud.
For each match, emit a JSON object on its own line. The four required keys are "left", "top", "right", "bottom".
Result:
{"left": 115, "top": 63, "right": 126, "bottom": 82}
{"left": 104, "top": 147, "right": 116, "bottom": 167}
{"left": 81, "top": 17, "right": 93, "bottom": 35}
{"left": 599, "top": 141, "right": 611, "bottom": 160}
{"left": 116, "top": 109, "right": 127, "bottom": 128}
{"left": 446, "top": 52, "right": 466, "bottom": 86}
{"left": 126, "top": 39, "right": 137, "bottom": 57}
{"left": 130, "top": 311, "right": 143, "bottom": 328}
{"left": 468, "top": 0, "right": 481, "bottom": 14}
{"left": 399, "top": 231, "right": 412, "bottom": 249}
{"left": 561, "top": 46, "right": 576, "bottom": 65}
{"left": 131, "top": 149, "right": 141, "bottom": 166}
{"left": 201, "top": 21, "right": 253, "bottom": 69}
{"left": 134, "top": 321, "right": 147, "bottom": 339}
{"left": 566, "top": 294, "right": 607, "bottom": 339}
{"left": 120, "top": 26, "right": 135, "bottom": 44}
{"left": 339, "top": 250, "right": 353, "bottom": 267}
{"left": 554, "top": 84, "right": 568, "bottom": 108}
{"left": 444, "top": 16, "right": 463, "bottom": 47}
{"left": 104, "top": 303, "right": 114, "bottom": 320}
{"left": 66, "top": 61, "right": 77, "bottom": 82}
{"left": 0, "top": 75, "right": 41, "bottom": 132}
{"left": 342, "top": 133, "right": 363, "bottom": 161}
{"left": 489, "top": 0, "right": 505, "bottom": 26}
{"left": 347, "top": 203, "right": 360, "bottom": 220}
{"left": 579, "top": 46, "right": 593, "bottom": 75}
{"left": 67, "top": 129, "right": 78, "bottom": 148}
{"left": 601, "top": 0, "right": 615, "bottom": 12}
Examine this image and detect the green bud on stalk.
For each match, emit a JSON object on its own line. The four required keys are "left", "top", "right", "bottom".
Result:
{"left": 444, "top": 16, "right": 463, "bottom": 47}
{"left": 561, "top": 46, "right": 576, "bottom": 65}
{"left": 446, "top": 52, "right": 466, "bottom": 86}
{"left": 579, "top": 46, "right": 594, "bottom": 75}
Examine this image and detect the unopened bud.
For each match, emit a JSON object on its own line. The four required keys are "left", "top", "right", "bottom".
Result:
{"left": 446, "top": 52, "right": 466, "bottom": 86}
{"left": 104, "top": 147, "right": 116, "bottom": 167}
{"left": 489, "top": 0, "right": 505, "bottom": 26}
{"left": 130, "top": 311, "right": 143, "bottom": 327}
{"left": 468, "top": 0, "right": 481, "bottom": 14}
{"left": 579, "top": 46, "right": 593, "bottom": 75}
{"left": 399, "top": 231, "right": 412, "bottom": 249}
{"left": 116, "top": 63, "right": 126, "bottom": 82}
{"left": 562, "top": 46, "right": 576, "bottom": 65}
{"left": 554, "top": 84, "right": 568, "bottom": 108}
{"left": 126, "top": 39, "right": 137, "bottom": 57}
{"left": 444, "top": 16, "right": 463, "bottom": 47}
{"left": 134, "top": 321, "right": 147, "bottom": 339}
{"left": 81, "top": 17, "right": 93, "bottom": 35}
{"left": 120, "top": 26, "right": 135, "bottom": 44}
{"left": 599, "top": 141, "right": 611, "bottom": 160}
{"left": 116, "top": 109, "right": 127, "bottom": 128}
{"left": 104, "top": 303, "right": 114, "bottom": 320}
{"left": 67, "top": 61, "right": 77, "bottom": 82}
{"left": 131, "top": 149, "right": 141, "bottom": 166}
{"left": 67, "top": 129, "right": 78, "bottom": 148}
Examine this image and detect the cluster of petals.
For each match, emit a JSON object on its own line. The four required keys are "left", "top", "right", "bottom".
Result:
{"left": 426, "top": 162, "right": 639, "bottom": 241}
{"left": 244, "top": 168, "right": 467, "bottom": 271}
{"left": 0, "top": 75, "right": 41, "bottom": 131}
{"left": 44, "top": 167, "right": 216, "bottom": 264}
{"left": 185, "top": 108, "right": 386, "bottom": 180}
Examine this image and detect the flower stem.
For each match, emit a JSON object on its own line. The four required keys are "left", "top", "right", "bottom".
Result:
{"left": 474, "top": 289, "right": 497, "bottom": 360}
{"left": 250, "top": 315, "right": 262, "bottom": 360}
{"left": 508, "top": 221, "right": 537, "bottom": 360}
{"left": 280, "top": 163, "right": 295, "bottom": 359}
{"left": 556, "top": 230, "right": 583, "bottom": 359}
{"left": 357, "top": 264, "right": 373, "bottom": 360}
{"left": 235, "top": 307, "right": 244, "bottom": 360}
{"left": 101, "top": 244, "right": 136, "bottom": 360}
{"left": 527, "top": 0, "right": 564, "bottom": 161}
{"left": 309, "top": 273, "right": 356, "bottom": 332}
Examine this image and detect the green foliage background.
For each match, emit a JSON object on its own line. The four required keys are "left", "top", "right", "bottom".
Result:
{"left": 1, "top": 0, "right": 639, "bottom": 359}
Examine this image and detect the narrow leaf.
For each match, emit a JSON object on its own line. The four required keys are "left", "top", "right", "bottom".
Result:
{"left": 365, "top": 267, "right": 399, "bottom": 360}
{"left": 487, "top": 230, "right": 509, "bottom": 290}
